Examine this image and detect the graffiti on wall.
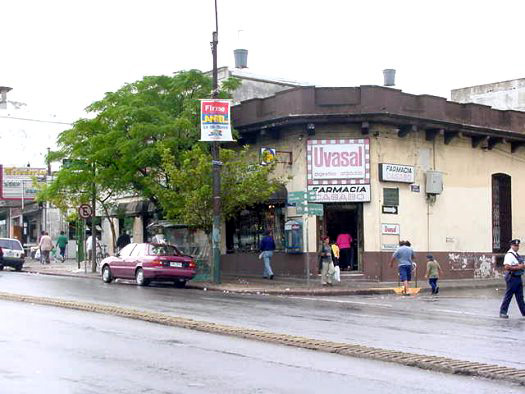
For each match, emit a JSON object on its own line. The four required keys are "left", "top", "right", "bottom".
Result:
{"left": 447, "top": 253, "right": 500, "bottom": 279}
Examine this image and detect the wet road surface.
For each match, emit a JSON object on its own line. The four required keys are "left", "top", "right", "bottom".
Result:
{"left": 1, "top": 272, "right": 524, "bottom": 370}
{"left": 1, "top": 300, "right": 523, "bottom": 394}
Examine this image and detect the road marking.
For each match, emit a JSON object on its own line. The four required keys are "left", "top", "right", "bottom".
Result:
{"left": 291, "top": 296, "right": 393, "bottom": 308}
{"left": 0, "top": 290, "right": 523, "bottom": 386}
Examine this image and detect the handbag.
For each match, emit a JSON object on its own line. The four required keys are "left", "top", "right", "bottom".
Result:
{"left": 333, "top": 265, "right": 341, "bottom": 282}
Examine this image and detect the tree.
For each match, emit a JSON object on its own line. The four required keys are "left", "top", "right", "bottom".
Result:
{"left": 41, "top": 70, "right": 283, "bottom": 257}
{"left": 157, "top": 144, "right": 285, "bottom": 233}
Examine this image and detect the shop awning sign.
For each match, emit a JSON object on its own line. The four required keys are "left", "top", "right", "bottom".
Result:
{"left": 307, "top": 185, "right": 371, "bottom": 202}
{"left": 379, "top": 163, "right": 415, "bottom": 183}
{"left": 1, "top": 166, "right": 47, "bottom": 200}
{"left": 307, "top": 139, "right": 370, "bottom": 185}
{"left": 200, "top": 99, "right": 234, "bottom": 142}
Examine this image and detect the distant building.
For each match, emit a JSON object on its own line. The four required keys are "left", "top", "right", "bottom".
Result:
{"left": 451, "top": 78, "right": 525, "bottom": 111}
{"left": 213, "top": 66, "right": 310, "bottom": 105}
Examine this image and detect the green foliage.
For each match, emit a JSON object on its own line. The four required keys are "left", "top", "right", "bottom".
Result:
{"left": 40, "top": 70, "right": 240, "bottom": 209}
{"left": 41, "top": 70, "right": 281, "bottom": 235}
{"left": 159, "top": 145, "right": 284, "bottom": 233}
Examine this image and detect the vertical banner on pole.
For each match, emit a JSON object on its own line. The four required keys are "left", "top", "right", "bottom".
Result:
{"left": 200, "top": 99, "right": 234, "bottom": 142}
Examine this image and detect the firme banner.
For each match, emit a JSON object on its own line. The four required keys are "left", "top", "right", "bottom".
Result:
{"left": 200, "top": 99, "right": 234, "bottom": 142}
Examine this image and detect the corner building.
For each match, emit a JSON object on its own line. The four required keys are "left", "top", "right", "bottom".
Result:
{"left": 226, "top": 85, "right": 525, "bottom": 281}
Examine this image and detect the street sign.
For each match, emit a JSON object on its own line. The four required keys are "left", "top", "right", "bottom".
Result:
{"left": 297, "top": 203, "right": 324, "bottom": 216}
{"left": 288, "top": 190, "right": 317, "bottom": 204}
{"left": 382, "top": 205, "right": 398, "bottom": 214}
{"left": 78, "top": 204, "right": 93, "bottom": 219}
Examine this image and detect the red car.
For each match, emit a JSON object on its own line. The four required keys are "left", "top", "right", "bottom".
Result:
{"left": 101, "top": 243, "right": 197, "bottom": 288}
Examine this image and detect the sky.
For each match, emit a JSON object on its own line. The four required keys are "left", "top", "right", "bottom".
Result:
{"left": 1, "top": 0, "right": 524, "bottom": 139}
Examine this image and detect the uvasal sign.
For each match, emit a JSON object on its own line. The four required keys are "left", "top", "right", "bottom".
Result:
{"left": 307, "top": 139, "right": 370, "bottom": 184}
{"left": 200, "top": 99, "right": 234, "bottom": 142}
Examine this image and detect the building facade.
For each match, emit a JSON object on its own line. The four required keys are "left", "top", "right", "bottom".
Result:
{"left": 224, "top": 85, "right": 525, "bottom": 281}
{"left": 452, "top": 78, "right": 525, "bottom": 111}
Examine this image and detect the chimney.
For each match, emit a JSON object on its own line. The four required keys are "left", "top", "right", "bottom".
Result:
{"left": 383, "top": 69, "right": 396, "bottom": 87}
{"left": 234, "top": 49, "right": 248, "bottom": 69}
{"left": 0, "top": 86, "right": 12, "bottom": 103}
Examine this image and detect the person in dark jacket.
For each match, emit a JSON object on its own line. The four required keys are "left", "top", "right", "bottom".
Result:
{"left": 116, "top": 231, "right": 131, "bottom": 251}
{"left": 259, "top": 230, "right": 276, "bottom": 279}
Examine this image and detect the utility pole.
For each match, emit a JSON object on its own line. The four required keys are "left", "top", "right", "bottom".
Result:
{"left": 91, "top": 163, "right": 97, "bottom": 273}
{"left": 211, "top": 0, "right": 221, "bottom": 284}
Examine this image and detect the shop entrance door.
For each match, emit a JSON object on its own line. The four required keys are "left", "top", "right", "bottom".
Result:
{"left": 323, "top": 203, "right": 363, "bottom": 271}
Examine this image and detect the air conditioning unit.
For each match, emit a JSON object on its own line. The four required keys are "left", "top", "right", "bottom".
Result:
{"left": 425, "top": 171, "right": 443, "bottom": 194}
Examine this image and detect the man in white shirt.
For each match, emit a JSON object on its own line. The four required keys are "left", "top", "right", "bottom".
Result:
{"left": 85, "top": 232, "right": 100, "bottom": 262}
{"left": 499, "top": 239, "right": 525, "bottom": 318}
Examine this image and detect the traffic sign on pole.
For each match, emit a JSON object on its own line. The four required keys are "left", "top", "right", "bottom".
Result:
{"left": 78, "top": 204, "right": 93, "bottom": 219}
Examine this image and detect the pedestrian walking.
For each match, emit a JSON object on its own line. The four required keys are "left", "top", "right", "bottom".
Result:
{"left": 55, "top": 231, "right": 68, "bottom": 262}
{"left": 499, "top": 239, "right": 525, "bottom": 319}
{"left": 39, "top": 232, "right": 53, "bottom": 264}
{"left": 390, "top": 240, "right": 416, "bottom": 295}
{"left": 37, "top": 230, "right": 45, "bottom": 263}
{"left": 424, "top": 254, "right": 442, "bottom": 295}
{"left": 320, "top": 236, "right": 335, "bottom": 286}
{"left": 331, "top": 241, "right": 341, "bottom": 282}
{"left": 259, "top": 230, "right": 275, "bottom": 280}
{"left": 336, "top": 232, "right": 352, "bottom": 271}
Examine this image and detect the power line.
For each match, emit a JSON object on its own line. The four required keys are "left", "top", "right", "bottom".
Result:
{"left": 0, "top": 115, "right": 72, "bottom": 126}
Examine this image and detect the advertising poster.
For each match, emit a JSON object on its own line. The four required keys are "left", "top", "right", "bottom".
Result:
{"left": 200, "top": 99, "right": 234, "bottom": 142}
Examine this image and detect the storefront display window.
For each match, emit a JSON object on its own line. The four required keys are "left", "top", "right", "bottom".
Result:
{"left": 226, "top": 204, "right": 285, "bottom": 253}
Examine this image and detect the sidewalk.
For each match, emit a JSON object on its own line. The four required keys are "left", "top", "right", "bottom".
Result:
{"left": 21, "top": 258, "right": 503, "bottom": 296}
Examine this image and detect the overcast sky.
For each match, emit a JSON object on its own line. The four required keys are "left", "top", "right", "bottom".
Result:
{"left": 2, "top": 0, "right": 524, "bottom": 121}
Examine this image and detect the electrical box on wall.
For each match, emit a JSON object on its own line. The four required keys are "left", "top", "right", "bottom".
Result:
{"left": 425, "top": 171, "right": 443, "bottom": 194}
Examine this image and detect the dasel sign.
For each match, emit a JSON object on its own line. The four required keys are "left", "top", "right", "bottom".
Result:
{"left": 379, "top": 163, "right": 415, "bottom": 183}
{"left": 78, "top": 204, "right": 93, "bottom": 219}
{"left": 382, "top": 223, "right": 400, "bottom": 235}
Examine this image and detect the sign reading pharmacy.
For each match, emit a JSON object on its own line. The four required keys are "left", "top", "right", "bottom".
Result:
{"left": 200, "top": 99, "right": 234, "bottom": 142}
{"left": 308, "top": 185, "right": 371, "bottom": 202}
{"left": 379, "top": 163, "right": 415, "bottom": 183}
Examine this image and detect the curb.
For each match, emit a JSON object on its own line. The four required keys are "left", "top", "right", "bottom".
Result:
{"left": 0, "top": 290, "right": 523, "bottom": 386}
{"left": 21, "top": 269, "right": 501, "bottom": 296}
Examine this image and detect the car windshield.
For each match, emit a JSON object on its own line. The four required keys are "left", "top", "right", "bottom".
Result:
{"left": 0, "top": 239, "right": 22, "bottom": 250}
{"left": 149, "top": 245, "right": 180, "bottom": 256}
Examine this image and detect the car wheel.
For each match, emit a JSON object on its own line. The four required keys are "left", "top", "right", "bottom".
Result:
{"left": 135, "top": 268, "right": 149, "bottom": 286}
{"left": 102, "top": 265, "right": 113, "bottom": 283}
{"left": 174, "top": 279, "right": 187, "bottom": 288}
{"left": 0, "top": 264, "right": 4, "bottom": 271}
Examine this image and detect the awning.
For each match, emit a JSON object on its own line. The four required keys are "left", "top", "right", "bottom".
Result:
{"left": 116, "top": 200, "right": 156, "bottom": 215}
{"left": 268, "top": 185, "right": 288, "bottom": 204}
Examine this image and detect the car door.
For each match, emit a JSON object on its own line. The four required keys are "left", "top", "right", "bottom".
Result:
{"left": 112, "top": 243, "right": 136, "bottom": 278}
{"left": 123, "top": 243, "right": 144, "bottom": 279}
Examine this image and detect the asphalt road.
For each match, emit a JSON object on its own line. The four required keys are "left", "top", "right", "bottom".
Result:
{"left": 1, "top": 299, "right": 523, "bottom": 394}
{"left": 0, "top": 271, "right": 523, "bottom": 371}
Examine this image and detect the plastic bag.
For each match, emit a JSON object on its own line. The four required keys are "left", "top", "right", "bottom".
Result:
{"left": 333, "top": 265, "right": 341, "bottom": 282}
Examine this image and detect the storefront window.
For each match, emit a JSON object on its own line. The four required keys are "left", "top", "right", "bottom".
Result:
{"left": 227, "top": 204, "right": 285, "bottom": 253}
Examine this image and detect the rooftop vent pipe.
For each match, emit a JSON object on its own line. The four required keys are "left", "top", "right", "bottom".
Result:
{"left": 0, "top": 86, "right": 12, "bottom": 103}
{"left": 383, "top": 69, "right": 396, "bottom": 87}
{"left": 234, "top": 49, "right": 248, "bottom": 69}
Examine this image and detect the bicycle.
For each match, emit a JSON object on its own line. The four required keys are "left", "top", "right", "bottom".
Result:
{"left": 95, "top": 244, "right": 110, "bottom": 271}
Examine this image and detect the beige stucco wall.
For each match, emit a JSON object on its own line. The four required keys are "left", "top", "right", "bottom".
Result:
{"left": 248, "top": 123, "right": 525, "bottom": 255}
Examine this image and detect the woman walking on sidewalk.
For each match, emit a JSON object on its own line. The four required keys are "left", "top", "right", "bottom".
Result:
{"left": 320, "top": 236, "right": 335, "bottom": 286}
